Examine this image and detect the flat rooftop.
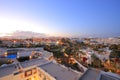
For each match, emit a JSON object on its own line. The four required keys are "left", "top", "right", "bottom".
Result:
{"left": 0, "top": 64, "right": 17, "bottom": 77}
{"left": 18, "top": 51, "right": 31, "bottom": 57}
{"left": 40, "top": 62, "right": 82, "bottom": 80}
{"left": 79, "top": 68, "right": 101, "bottom": 80}
{"left": 79, "top": 68, "right": 120, "bottom": 80}
{"left": 100, "top": 72, "right": 120, "bottom": 80}
{"left": 0, "top": 58, "right": 49, "bottom": 78}
{"left": 20, "top": 58, "right": 48, "bottom": 68}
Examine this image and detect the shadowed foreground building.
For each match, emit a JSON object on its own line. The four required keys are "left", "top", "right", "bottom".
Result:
{"left": 0, "top": 58, "right": 81, "bottom": 80}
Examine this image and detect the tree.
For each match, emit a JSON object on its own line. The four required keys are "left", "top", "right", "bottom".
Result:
{"left": 91, "top": 54, "right": 102, "bottom": 68}
{"left": 17, "top": 56, "right": 30, "bottom": 62}
{"left": 0, "top": 40, "right": 2, "bottom": 44}
{"left": 110, "top": 50, "right": 120, "bottom": 58}
{"left": 109, "top": 44, "right": 118, "bottom": 50}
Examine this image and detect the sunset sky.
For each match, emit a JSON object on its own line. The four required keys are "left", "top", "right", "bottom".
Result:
{"left": 0, "top": 0, "right": 120, "bottom": 37}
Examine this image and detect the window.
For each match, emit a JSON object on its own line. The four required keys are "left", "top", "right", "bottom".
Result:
{"left": 26, "top": 78, "right": 31, "bottom": 80}
{"left": 25, "top": 70, "right": 32, "bottom": 77}
{"left": 32, "top": 68, "right": 37, "bottom": 74}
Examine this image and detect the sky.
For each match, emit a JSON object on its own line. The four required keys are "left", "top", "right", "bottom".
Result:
{"left": 0, "top": 0, "right": 120, "bottom": 37}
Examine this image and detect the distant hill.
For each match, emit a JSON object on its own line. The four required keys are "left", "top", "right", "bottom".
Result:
{"left": 0, "top": 31, "right": 49, "bottom": 39}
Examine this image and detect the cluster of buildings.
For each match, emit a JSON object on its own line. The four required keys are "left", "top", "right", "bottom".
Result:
{"left": 0, "top": 38, "right": 61, "bottom": 47}
{"left": 0, "top": 48, "right": 82, "bottom": 80}
{"left": 0, "top": 48, "right": 120, "bottom": 80}
{"left": 93, "top": 37, "right": 120, "bottom": 45}
{"left": 0, "top": 37, "right": 120, "bottom": 48}
{"left": 0, "top": 36, "right": 120, "bottom": 80}
{"left": 72, "top": 37, "right": 120, "bottom": 45}
{"left": 78, "top": 47, "right": 111, "bottom": 65}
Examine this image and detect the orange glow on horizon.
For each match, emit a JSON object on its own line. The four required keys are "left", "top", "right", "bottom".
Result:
{"left": 0, "top": 17, "right": 72, "bottom": 37}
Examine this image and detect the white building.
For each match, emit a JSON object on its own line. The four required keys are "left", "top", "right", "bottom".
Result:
{"left": 0, "top": 58, "right": 82, "bottom": 80}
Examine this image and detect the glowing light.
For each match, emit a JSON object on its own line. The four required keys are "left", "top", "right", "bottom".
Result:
{"left": 13, "top": 40, "right": 16, "bottom": 44}
{"left": 56, "top": 41, "right": 59, "bottom": 44}
{"left": 29, "top": 56, "right": 32, "bottom": 59}
{"left": 32, "top": 77, "right": 35, "bottom": 80}
{"left": 4, "top": 52, "right": 7, "bottom": 57}
{"left": 0, "top": 33, "right": 12, "bottom": 37}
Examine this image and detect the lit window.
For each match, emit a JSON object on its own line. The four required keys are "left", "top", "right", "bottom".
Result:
{"left": 32, "top": 68, "right": 37, "bottom": 74}
{"left": 26, "top": 78, "right": 31, "bottom": 80}
{"left": 25, "top": 70, "right": 32, "bottom": 77}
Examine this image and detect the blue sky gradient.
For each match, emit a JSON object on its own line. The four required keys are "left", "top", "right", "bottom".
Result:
{"left": 0, "top": 0, "right": 120, "bottom": 37}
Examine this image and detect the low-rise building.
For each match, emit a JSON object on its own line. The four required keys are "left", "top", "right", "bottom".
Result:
{"left": 0, "top": 58, "right": 82, "bottom": 80}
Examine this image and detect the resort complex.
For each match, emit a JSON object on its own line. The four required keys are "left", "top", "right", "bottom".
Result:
{"left": 0, "top": 48, "right": 120, "bottom": 80}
